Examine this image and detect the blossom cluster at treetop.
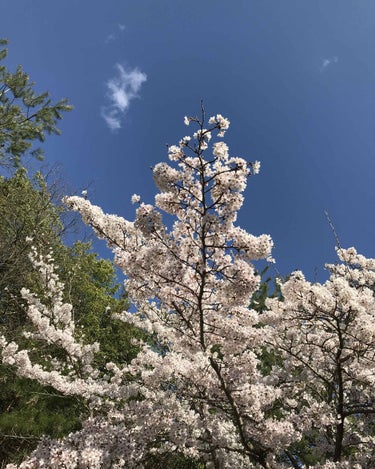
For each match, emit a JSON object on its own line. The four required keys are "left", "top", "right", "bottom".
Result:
{"left": 1, "top": 110, "right": 374, "bottom": 468}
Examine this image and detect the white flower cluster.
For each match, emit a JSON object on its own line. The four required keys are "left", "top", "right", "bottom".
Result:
{"left": 208, "top": 114, "right": 230, "bottom": 136}
{"left": 131, "top": 194, "right": 140, "bottom": 204}
{"left": 0, "top": 250, "right": 134, "bottom": 403}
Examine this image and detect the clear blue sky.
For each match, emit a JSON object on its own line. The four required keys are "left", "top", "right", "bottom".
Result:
{"left": 2, "top": 0, "right": 374, "bottom": 280}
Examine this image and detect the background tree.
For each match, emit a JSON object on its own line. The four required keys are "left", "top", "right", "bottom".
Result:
{"left": 0, "top": 38, "right": 72, "bottom": 170}
{"left": 0, "top": 40, "right": 144, "bottom": 467}
{"left": 0, "top": 169, "right": 63, "bottom": 333}
{"left": 0, "top": 172, "right": 141, "bottom": 466}
{"left": 0, "top": 168, "right": 77, "bottom": 466}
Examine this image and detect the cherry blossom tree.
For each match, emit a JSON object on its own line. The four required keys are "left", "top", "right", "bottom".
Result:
{"left": 263, "top": 247, "right": 375, "bottom": 468}
{"left": 1, "top": 108, "right": 374, "bottom": 468}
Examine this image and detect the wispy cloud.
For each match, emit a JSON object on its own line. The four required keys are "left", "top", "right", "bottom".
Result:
{"left": 105, "top": 33, "right": 115, "bottom": 44}
{"left": 101, "top": 64, "right": 147, "bottom": 131}
{"left": 320, "top": 56, "right": 338, "bottom": 73}
{"left": 105, "top": 24, "right": 126, "bottom": 44}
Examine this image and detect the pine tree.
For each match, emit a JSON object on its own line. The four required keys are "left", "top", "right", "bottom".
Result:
{"left": 0, "top": 39, "right": 72, "bottom": 170}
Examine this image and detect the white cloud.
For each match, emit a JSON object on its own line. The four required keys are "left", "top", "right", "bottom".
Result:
{"left": 320, "top": 56, "right": 338, "bottom": 72}
{"left": 105, "top": 24, "right": 126, "bottom": 44}
{"left": 101, "top": 64, "right": 147, "bottom": 131}
{"left": 105, "top": 33, "right": 115, "bottom": 44}
{"left": 101, "top": 112, "right": 122, "bottom": 131}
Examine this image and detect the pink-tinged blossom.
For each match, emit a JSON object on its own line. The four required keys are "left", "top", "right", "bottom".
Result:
{"left": 179, "top": 135, "right": 191, "bottom": 147}
{"left": 208, "top": 114, "right": 230, "bottom": 136}
{"left": 131, "top": 194, "right": 140, "bottom": 204}
{"left": 252, "top": 160, "right": 261, "bottom": 174}
{"left": 262, "top": 247, "right": 375, "bottom": 467}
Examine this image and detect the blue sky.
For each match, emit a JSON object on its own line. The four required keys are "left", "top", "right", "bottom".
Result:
{"left": 2, "top": 0, "right": 375, "bottom": 280}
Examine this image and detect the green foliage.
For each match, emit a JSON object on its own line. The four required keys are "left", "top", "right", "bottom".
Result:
{"left": 0, "top": 39, "right": 72, "bottom": 170}
{"left": 0, "top": 169, "right": 63, "bottom": 333}
{"left": 0, "top": 42, "right": 138, "bottom": 465}
{"left": 0, "top": 171, "right": 143, "bottom": 467}
{"left": 250, "top": 267, "right": 285, "bottom": 384}
{"left": 0, "top": 370, "right": 82, "bottom": 466}
{"left": 56, "top": 241, "right": 145, "bottom": 367}
{"left": 249, "top": 265, "right": 282, "bottom": 314}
